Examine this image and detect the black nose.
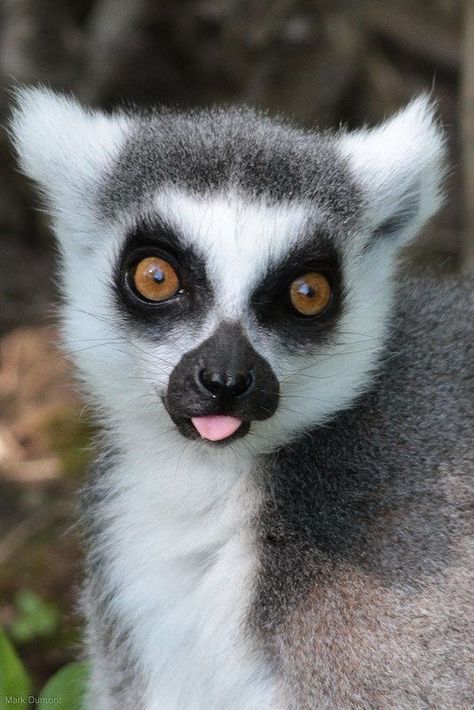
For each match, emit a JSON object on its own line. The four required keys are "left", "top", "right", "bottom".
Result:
{"left": 198, "top": 368, "right": 254, "bottom": 401}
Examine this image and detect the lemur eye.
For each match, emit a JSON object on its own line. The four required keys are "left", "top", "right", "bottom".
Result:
{"left": 289, "top": 272, "right": 332, "bottom": 316}
{"left": 132, "top": 256, "right": 180, "bottom": 302}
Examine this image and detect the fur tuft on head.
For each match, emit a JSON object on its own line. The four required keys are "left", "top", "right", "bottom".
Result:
{"left": 339, "top": 95, "right": 446, "bottom": 246}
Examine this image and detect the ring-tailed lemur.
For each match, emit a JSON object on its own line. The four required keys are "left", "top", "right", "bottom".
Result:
{"left": 10, "top": 88, "right": 473, "bottom": 709}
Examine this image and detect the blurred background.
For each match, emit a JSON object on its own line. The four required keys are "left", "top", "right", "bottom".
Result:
{"left": 0, "top": 0, "right": 472, "bottom": 693}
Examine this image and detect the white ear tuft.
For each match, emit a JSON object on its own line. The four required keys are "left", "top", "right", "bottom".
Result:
{"left": 339, "top": 95, "right": 447, "bottom": 244}
{"left": 9, "top": 86, "right": 131, "bottom": 215}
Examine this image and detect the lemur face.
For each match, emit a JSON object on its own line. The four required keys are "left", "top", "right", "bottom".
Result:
{"left": 111, "top": 191, "right": 345, "bottom": 444}
{"left": 11, "top": 90, "right": 444, "bottom": 453}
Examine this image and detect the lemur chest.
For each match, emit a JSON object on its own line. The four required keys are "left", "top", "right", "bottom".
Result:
{"left": 103, "top": 454, "right": 279, "bottom": 710}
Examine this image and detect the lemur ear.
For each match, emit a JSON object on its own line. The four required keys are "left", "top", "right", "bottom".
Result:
{"left": 339, "top": 96, "right": 446, "bottom": 246}
{"left": 9, "top": 86, "right": 130, "bottom": 220}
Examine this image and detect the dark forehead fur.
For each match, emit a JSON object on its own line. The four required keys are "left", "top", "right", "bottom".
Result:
{"left": 99, "top": 106, "right": 361, "bottom": 224}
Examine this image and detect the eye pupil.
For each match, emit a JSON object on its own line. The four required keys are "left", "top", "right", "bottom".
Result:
{"left": 298, "top": 282, "right": 315, "bottom": 298}
{"left": 131, "top": 256, "right": 180, "bottom": 302}
{"left": 151, "top": 267, "right": 166, "bottom": 283}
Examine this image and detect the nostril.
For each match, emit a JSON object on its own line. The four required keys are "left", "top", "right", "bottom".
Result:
{"left": 198, "top": 368, "right": 224, "bottom": 397}
{"left": 197, "top": 368, "right": 254, "bottom": 399}
{"left": 225, "top": 371, "right": 254, "bottom": 397}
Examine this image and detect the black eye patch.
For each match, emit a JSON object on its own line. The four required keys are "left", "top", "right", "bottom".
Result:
{"left": 250, "top": 240, "right": 343, "bottom": 350}
{"left": 113, "top": 218, "right": 213, "bottom": 334}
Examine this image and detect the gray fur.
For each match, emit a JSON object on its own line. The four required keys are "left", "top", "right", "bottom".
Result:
{"left": 99, "top": 106, "right": 361, "bottom": 225}
{"left": 79, "top": 268, "right": 474, "bottom": 707}
{"left": 253, "top": 269, "right": 474, "bottom": 708}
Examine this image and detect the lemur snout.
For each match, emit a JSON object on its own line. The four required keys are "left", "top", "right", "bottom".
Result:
{"left": 165, "top": 321, "right": 279, "bottom": 442}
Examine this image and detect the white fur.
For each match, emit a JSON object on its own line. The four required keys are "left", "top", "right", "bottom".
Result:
{"left": 339, "top": 95, "right": 445, "bottom": 242}
{"left": 10, "top": 87, "right": 131, "bottom": 245}
{"left": 152, "top": 190, "right": 309, "bottom": 320}
{"left": 97, "top": 441, "right": 279, "bottom": 709}
{"left": 9, "top": 89, "right": 445, "bottom": 709}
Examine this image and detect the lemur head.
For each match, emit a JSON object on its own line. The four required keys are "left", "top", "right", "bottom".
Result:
{"left": 11, "top": 89, "right": 445, "bottom": 454}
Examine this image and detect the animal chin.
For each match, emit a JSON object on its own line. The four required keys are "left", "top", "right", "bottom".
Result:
{"left": 191, "top": 415, "right": 243, "bottom": 441}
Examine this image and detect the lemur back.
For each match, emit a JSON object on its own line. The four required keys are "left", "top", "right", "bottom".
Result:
{"left": 10, "top": 89, "right": 473, "bottom": 709}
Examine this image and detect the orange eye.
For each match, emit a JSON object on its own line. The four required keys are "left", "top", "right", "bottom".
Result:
{"left": 289, "top": 272, "right": 332, "bottom": 316}
{"left": 132, "top": 256, "right": 180, "bottom": 302}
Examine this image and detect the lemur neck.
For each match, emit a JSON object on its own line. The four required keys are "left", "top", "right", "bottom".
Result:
{"left": 89, "top": 421, "right": 274, "bottom": 709}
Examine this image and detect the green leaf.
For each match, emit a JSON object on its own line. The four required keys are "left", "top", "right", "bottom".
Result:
{"left": 10, "top": 590, "right": 59, "bottom": 644}
{"left": 38, "top": 661, "right": 89, "bottom": 710}
{"left": 0, "top": 625, "right": 31, "bottom": 709}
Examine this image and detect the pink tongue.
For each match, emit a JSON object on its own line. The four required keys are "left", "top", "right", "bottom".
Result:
{"left": 191, "top": 415, "right": 243, "bottom": 441}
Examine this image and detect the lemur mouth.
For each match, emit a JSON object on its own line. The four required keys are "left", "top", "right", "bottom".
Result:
{"left": 191, "top": 415, "right": 244, "bottom": 441}
{"left": 164, "top": 406, "right": 251, "bottom": 444}
{"left": 161, "top": 396, "right": 251, "bottom": 443}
